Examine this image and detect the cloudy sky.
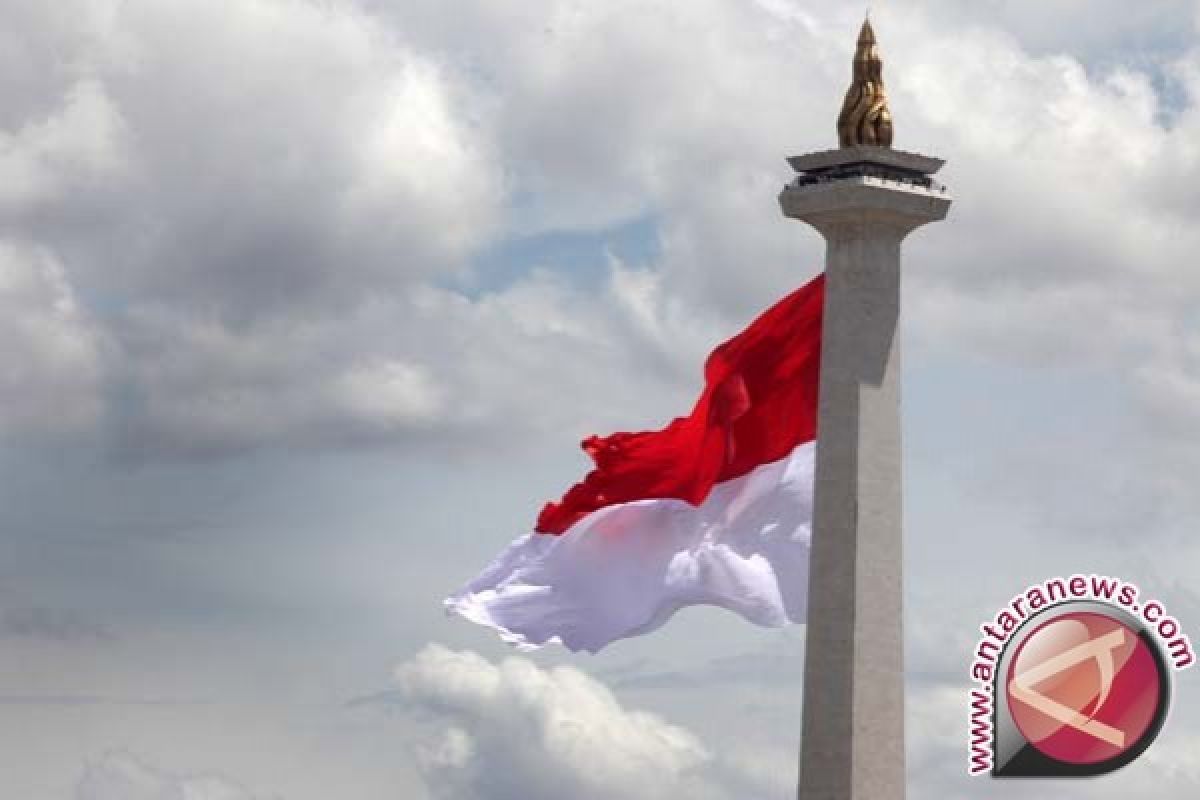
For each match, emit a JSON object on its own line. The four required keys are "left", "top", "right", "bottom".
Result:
{"left": 3, "top": 0, "right": 1200, "bottom": 797}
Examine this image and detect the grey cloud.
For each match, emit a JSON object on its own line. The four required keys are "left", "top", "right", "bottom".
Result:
{"left": 76, "top": 751, "right": 266, "bottom": 800}
{"left": 5, "top": 0, "right": 1198, "bottom": 463}
{"left": 598, "top": 630, "right": 806, "bottom": 691}
{"left": 0, "top": 0, "right": 508, "bottom": 455}
{"left": 0, "top": 606, "right": 114, "bottom": 643}
{"left": 901, "top": 0, "right": 1197, "bottom": 66}
{"left": 3, "top": 0, "right": 751, "bottom": 458}
{"left": 106, "top": 264, "right": 711, "bottom": 457}
{"left": 0, "top": 694, "right": 204, "bottom": 707}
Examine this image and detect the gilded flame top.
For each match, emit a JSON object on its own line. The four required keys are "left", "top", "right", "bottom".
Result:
{"left": 837, "top": 18, "right": 893, "bottom": 148}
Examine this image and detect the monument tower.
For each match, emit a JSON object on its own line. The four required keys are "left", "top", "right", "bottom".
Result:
{"left": 781, "top": 18, "right": 951, "bottom": 800}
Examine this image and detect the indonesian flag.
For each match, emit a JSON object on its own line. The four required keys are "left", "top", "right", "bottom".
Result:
{"left": 447, "top": 273, "right": 824, "bottom": 652}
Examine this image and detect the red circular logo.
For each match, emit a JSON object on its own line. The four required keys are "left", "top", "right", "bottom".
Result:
{"left": 1006, "top": 611, "right": 1164, "bottom": 765}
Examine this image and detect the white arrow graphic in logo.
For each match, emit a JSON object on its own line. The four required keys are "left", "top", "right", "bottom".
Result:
{"left": 1008, "top": 628, "right": 1128, "bottom": 748}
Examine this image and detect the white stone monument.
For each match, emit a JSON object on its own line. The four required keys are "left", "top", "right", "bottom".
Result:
{"left": 780, "top": 19, "right": 951, "bottom": 800}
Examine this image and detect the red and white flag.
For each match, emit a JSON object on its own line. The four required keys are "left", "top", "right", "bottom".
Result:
{"left": 447, "top": 274, "right": 824, "bottom": 652}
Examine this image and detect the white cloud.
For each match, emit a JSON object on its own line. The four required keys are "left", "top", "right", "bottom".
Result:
{"left": 395, "top": 643, "right": 768, "bottom": 800}
{"left": 0, "top": 78, "right": 127, "bottom": 216}
{"left": 898, "top": 0, "right": 1196, "bottom": 62}
{"left": 334, "top": 359, "right": 443, "bottom": 430}
{"left": 77, "top": 0, "right": 502, "bottom": 308}
{"left": 0, "top": 240, "right": 105, "bottom": 435}
{"left": 76, "top": 751, "right": 261, "bottom": 800}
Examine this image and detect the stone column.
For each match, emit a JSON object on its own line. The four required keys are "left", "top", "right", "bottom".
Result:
{"left": 780, "top": 148, "right": 951, "bottom": 800}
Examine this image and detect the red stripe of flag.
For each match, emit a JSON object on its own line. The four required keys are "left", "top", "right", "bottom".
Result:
{"left": 535, "top": 273, "right": 824, "bottom": 534}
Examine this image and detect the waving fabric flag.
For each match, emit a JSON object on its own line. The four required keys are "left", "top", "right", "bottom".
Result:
{"left": 447, "top": 274, "right": 825, "bottom": 652}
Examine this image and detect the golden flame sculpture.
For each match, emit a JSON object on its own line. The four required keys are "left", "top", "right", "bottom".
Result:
{"left": 837, "top": 18, "right": 893, "bottom": 148}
